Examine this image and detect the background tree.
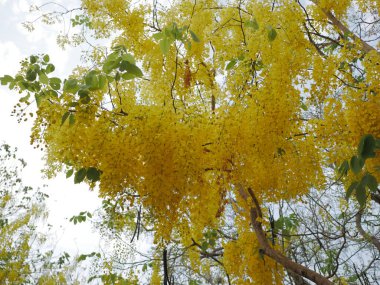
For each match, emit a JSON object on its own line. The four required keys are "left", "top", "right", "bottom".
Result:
{"left": 0, "top": 143, "right": 82, "bottom": 284}
{"left": 1, "top": 0, "right": 380, "bottom": 284}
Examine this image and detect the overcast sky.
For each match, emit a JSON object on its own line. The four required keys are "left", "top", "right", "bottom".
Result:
{"left": 0, "top": 0, "right": 102, "bottom": 255}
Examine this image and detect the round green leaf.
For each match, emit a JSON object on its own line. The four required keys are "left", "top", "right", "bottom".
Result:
{"left": 244, "top": 19, "right": 259, "bottom": 30}
{"left": 268, "top": 27, "right": 277, "bottom": 42}
{"left": 46, "top": 64, "right": 55, "bottom": 74}
{"left": 80, "top": 95, "right": 91, "bottom": 104}
{"left": 45, "top": 90, "right": 58, "bottom": 98}
{"left": 85, "top": 71, "right": 100, "bottom": 90}
{"left": 63, "top": 79, "right": 79, "bottom": 93}
{"left": 30, "top": 55, "right": 38, "bottom": 64}
{"left": 123, "top": 62, "right": 143, "bottom": 77}
{"left": 26, "top": 69, "right": 37, "bottom": 82}
{"left": 66, "top": 169, "right": 74, "bottom": 178}
{"left": 43, "top": 54, "right": 50, "bottom": 63}
{"left": 86, "top": 167, "right": 101, "bottom": 182}
{"left": 74, "top": 168, "right": 87, "bottom": 184}
{"left": 121, "top": 53, "right": 136, "bottom": 64}
{"left": 49, "top": 77, "right": 61, "bottom": 90}
{"left": 78, "top": 89, "right": 90, "bottom": 98}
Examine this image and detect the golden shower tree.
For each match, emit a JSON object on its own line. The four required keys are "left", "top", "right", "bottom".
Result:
{"left": 2, "top": 0, "right": 380, "bottom": 284}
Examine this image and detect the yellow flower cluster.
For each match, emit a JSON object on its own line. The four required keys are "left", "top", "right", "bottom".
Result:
{"left": 20, "top": 0, "right": 380, "bottom": 283}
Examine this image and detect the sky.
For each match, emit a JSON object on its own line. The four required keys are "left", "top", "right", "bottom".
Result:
{"left": 0, "top": 0, "right": 102, "bottom": 256}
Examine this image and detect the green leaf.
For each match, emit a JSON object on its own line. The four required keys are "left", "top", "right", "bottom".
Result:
{"left": 355, "top": 185, "right": 367, "bottom": 207}
{"left": 63, "top": 79, "right": 79, "bottom": 93}
{"left": 153, "top": 32, "right": 164, "bottom": 41}
{"left": 119, "top": 61, "right": 128, "bottom": 72}
{"left": 106, "top": 51, "right": 120, "bottom": 61}
{"left": 35, "top": 94, "right": 42, "bottom": 107}
{"left": 301, "top": 102, "right": 308, "bottom": 111}
{"left": 121, "top": 73, "right": 137, "bottom": 80}
{"left": 121, "top": 53, "right": 136, "bottom": 64}
{"left": 338, "top": 160, "right": 349, "bottom": 176}
{"left": 19, "top": 93, "right": 30, "bottom": 103}
{"left": 123, "top": 62, "right": 143, "bottom": 78}
{"left": 80, "top": 95, "right": 91, "bottom": 104}
{"left": 102, "top": 52, "right": 122, "bottom": 74}
{"left": 69, "top": 113, "right": 75, "bottom": 126}
{"left": 226, "top": 59, "right": 237, "bottom": 70}
{"left": 74, "top": 168, "right": 87, "bottom": 184}
{"left": 98, "top": 74, "right": 107, "bottom": 89}
{"left": 267, "top": 27, "right": 277, "bottom": 42}
{"left": 78, "top": 89, "right": 90, "bottom": 98}
{"left": 61, "top": 111, "right": 70, "bottom": 126}
{"left": 0, "top": 75, "right": 14, "bottom": 85}
{"left": 244, "top": 19, "right": 259, "bottom": 30}
{"left": 346, "top": 181, "right": 358, "bottom": 201}
{"left": 160, "top": 38, "right": 170, "bottom": 54}
{"left": 85, "top": 71, "right": 100, "bottom": 90}
{"left": 350, "top": 155, "right": 364, "bottom": 174}
{"left": 201, "top": 241, "right": 208, "bottom": 251}
{"left": 66, "top": 169, "right": 74, "bottom": 178}
{"left": 46, "top": 63, "right": 55, "bottom": 74}
{"left": 38, "top": 71, "right": 49, "bottom": 84}
{"left": 87, "top": 212, "right": 92, "bottom": 218}
{"left": 30, "top": 55, "right": 38, "bottom": 64}
{"left": 112, "top": 45, "right": 127, "bottom": 52}
{"left": 358, "top": 134, "right": 376, "bottom": 159}
{"left": 43, "top": 54, "right": 50, "bottom": 62}
{"left": 26, "top": 69, "right": 37, "bottom": 82}
{"left": 77, "top": 254, "right": 88, "bottom": 262}
{"left": 86, "top": 167, "right": 101, "bottom": 182}
{"left": 363, "top": 173, "right": 378, "bottom": 192}
{"left": 46, "top": 90, "right": 58, "bottom": 98}
{"left": 103, "top": 59, "right": 120, "bottom": 74}
{"left": 190, "top": 30, "right": 200, "bottom": 42}
{"left": 115, "top": 72, "right": 121, "bottom": 81}
{"left": 49, "top": 77, "right": 61, "bottom": 90}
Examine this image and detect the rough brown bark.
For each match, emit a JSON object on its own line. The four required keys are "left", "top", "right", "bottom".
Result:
{"left": 287, "top": 270, "right": 312, "bottom": 285}
{"left": 237, "top": 185, "right": 333, "bottom": 285}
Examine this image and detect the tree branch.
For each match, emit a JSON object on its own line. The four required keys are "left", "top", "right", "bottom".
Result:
{"left": 311, "top": 0, "right": 378, "bottom": 54}
{"left": 355, "top": 208, "right": 380, "bottom": 252}
{"left": 237, "top": 185, "right": 333, "bottom": 285}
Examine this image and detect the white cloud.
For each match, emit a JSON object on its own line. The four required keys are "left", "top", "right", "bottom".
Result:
{"left": 11, "top": 0, "right": 29, "bottom": 15}
{"left": 0, "top": 41, "right": 23, "bottom": 75}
